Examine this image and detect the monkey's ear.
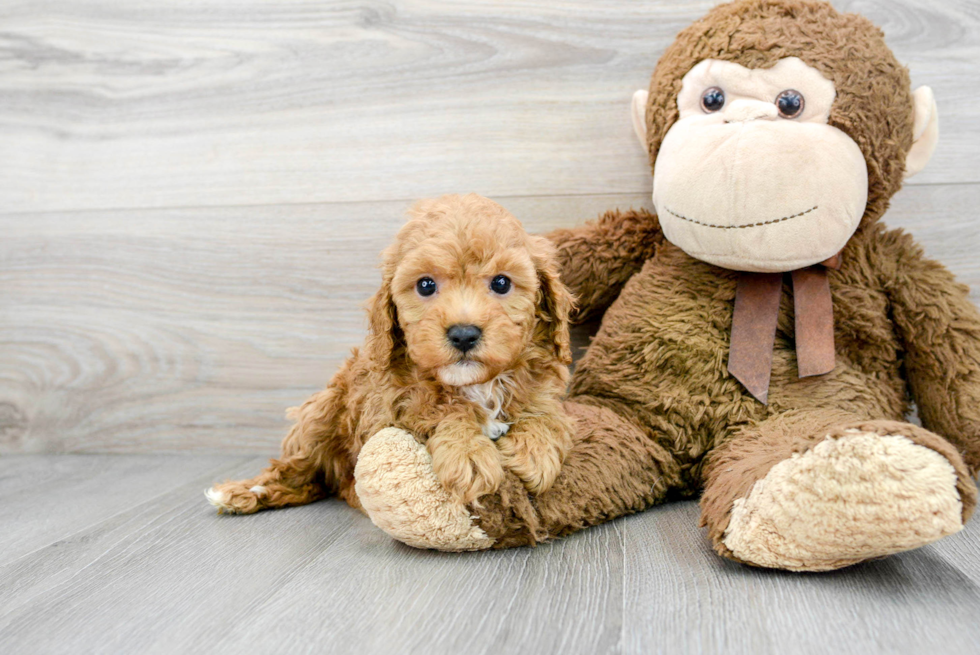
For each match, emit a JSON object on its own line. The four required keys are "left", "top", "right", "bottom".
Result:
{"left": 631, "top": 89, "right": 649, "bottom": 149}
{"left": 904, "top": 86, "right": 939, "bottom": 179}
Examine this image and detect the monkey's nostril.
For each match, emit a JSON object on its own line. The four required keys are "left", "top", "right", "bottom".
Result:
{"left": 446, "top": 324, "right": 482, "bottom": 353}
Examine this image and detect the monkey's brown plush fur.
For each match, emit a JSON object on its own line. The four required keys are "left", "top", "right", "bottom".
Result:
{"left": 351, "top": 0, "right": 980, "bottom": 570}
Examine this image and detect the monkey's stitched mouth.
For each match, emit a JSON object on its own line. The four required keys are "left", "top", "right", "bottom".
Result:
{"left": 663, "top": 205, "right": 818, "bottom": 230}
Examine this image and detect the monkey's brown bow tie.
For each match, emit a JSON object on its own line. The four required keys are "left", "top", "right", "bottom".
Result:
{"left": 727, "top": 254, "right": 841, "bottom": 404}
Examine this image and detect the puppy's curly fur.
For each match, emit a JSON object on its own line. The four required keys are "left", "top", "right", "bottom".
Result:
{"left": 207, "top": 194, "right": 575, "bottom": 513}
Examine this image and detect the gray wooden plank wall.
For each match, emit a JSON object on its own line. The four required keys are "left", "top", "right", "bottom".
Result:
{"left": 4, "top": 2, "right": 980, "bottom": 655}
{"left": 2, "top": 0, "right": 979, "bottom": 454}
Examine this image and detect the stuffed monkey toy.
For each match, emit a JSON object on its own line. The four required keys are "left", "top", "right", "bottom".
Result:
{"left": 362, "top": 0, "right": 980, "bottom": 570}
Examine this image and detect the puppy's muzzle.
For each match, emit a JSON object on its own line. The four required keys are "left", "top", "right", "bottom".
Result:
{"left": 446, "top": 324, "right": 482, "bottom": 353}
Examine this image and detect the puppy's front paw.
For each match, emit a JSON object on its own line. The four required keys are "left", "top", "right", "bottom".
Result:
{"left": 497, "top": 432, "right": 565, "bottom": 495}
{"left": 205, "top": 480, "right": 269, "bottom": 514}
{"left": 428, "top": 436, "right": 505, "bottom": 505}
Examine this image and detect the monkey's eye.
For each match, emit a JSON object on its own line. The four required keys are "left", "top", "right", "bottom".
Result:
{"left": 700, "top": 86, "right": 725, "bottom": 113}
{"left": 775, "top": 89, "right": 805, "bottom": 118}
{"left": 416, "top": 277, "right": 437, "bottom": 297}
{"left": 490, "top": 275, "right": 511, "bottom": 295}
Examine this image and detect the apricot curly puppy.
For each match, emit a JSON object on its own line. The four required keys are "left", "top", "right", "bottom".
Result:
{"left": 206, "top": 194, "right": 575, "bottom": 513}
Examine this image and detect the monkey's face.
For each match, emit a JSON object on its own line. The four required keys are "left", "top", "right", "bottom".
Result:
{"left": 648, "top": 57, "right": 868, "bottom": 272}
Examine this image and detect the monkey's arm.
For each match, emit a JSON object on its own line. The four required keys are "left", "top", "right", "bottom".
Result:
{"left": 882, "top": 230, "right": 980, "bottom": 476}
{"left": 546, "top": 208, "right": 662, "bottom": 323}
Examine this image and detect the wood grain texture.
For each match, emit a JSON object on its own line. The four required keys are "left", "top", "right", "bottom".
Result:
{"left": 3, "top": 0, "right": 980, "bottom": 454}
{"left": 3, "top": 2, "right": 980, "bottom": 653}
{"left": 2, "top": 184, "right": 978, "bottom": 454}
{"left": 622, "top": 501, "right": 980, "bottom": 655}
{"left": 0, "top": 455, "right": 623, "bottom": 655}
{"left": 0, "top": 0, "right": 978, "bottom": 215}
{"left": 0, "top": 454, "right": 255, "bottom": 566}
{"left": 0, "top": 193, "right": 641, "bottom": 453}
{"left": 1, "top": 455, "right": 978, "bottom": 655}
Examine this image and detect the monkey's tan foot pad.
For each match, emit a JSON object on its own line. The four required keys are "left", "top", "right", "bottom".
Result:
{"left": 354, "top": 427, "right": 494, "bottom": 551}
{"left": 723, "top": 431, "right": 964, "bottom": 571}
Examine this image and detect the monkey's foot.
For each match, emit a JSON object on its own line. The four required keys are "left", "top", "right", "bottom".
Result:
{"left": 354, "top": 427, "right": 494, "bottom": 551}
{"left": 723, "top": 431, "right": 964, "bottom": 571}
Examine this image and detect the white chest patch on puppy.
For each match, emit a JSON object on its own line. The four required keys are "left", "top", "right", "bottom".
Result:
{"left": 483, "top": 419, "right": 511, "bottom": 441}
{"left": 461, "top": 373, "right": 513, "bottom": 441}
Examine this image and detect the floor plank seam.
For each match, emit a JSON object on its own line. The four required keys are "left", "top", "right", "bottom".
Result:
{"left": 0, "top": 456, "right": 258, "bottom": 570}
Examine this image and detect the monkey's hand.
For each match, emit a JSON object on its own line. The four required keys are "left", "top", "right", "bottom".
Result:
{"left": 546, "top": 209, "right": 662, "bottom": 323}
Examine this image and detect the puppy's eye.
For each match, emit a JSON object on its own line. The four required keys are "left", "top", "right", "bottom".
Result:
{"left": 490, "top": 275, "right": 511, "bottom": 295}
{"left": 416, "top": 277, "right": 437, "bottom": 297}
{"left": 775, "top": 89, "right": 805, "bottom": 118}
{"left": 700, "top": 86, "right": 725, "bottom": 113}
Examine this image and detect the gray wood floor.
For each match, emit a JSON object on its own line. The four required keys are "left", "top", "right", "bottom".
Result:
{"left": 1, "top": 455, "right": 979, "bottom": 654}
{"left": 3, "top": 1, "right": 980, "bottom": 653}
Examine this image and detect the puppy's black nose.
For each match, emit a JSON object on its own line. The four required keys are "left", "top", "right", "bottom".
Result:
{"left": 446, "top": 324, "right": 482, "bottom": 353}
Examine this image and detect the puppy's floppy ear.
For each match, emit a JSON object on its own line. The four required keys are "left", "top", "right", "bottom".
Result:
{"left": 529, "top": 235, "right": 575, "bottom": 365}
{"left": 365, "top": 245, "right": 403, "bottom": 367}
